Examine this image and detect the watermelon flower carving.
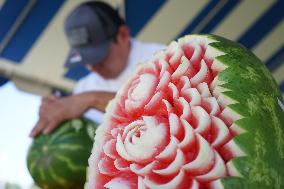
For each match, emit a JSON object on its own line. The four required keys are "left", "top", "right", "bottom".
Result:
{"left": 88, "top": 35, "right": 284, "bottom": 189}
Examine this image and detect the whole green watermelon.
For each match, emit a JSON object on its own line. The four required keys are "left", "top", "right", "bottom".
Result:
{"left": 27, "top": 118, "right": 98, "bottom": 189}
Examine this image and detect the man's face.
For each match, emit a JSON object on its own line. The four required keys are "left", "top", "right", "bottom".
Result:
{"left": 89, "top": 43, "right": 124, "bottom": 78}
{"left": 87, "top": 26, "right": 130, "bottom": 79}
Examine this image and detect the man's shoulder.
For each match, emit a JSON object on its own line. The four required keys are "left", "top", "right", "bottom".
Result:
{"left": 132, "top": 39, "right": 165, "bottom": 53}
{"left": 73, "top": 72, "right": 104, "bottom": 93}
{"left": 128, "top": 39, "right": 165, "bottom": 66}
{"left": 78, "top": 72, "right": 101, "bottom": 83}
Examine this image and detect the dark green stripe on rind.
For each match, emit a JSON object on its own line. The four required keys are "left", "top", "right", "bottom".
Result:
{"left": 204, "top": 34, "right": 284, "bottom": 189}
{"left": 27, "top": 118, "right": 98, "bottom": 189}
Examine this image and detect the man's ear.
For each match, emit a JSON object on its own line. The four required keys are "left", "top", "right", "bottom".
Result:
{"left": 117, "top": 25, "right": 130, "bottom": 42}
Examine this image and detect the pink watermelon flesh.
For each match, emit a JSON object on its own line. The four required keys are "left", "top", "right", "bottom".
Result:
{"left": 88, "top": 36, "right": 246, "bottom": 189}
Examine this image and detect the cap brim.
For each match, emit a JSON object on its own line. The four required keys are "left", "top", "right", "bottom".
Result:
{"left": 65, "top": 41, "right": 111, "bottom": 68}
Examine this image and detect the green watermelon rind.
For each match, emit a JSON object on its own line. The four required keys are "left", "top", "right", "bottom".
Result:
{"left": 199, "top": 34, "right": 284, "bottom": 189}
{"left": 27, "top": 118, "right": 98, "bottom": 189}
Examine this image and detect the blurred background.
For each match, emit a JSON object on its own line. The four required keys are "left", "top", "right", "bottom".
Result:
{"left": 0, "top": 0, "right": 283, "bottom": 188}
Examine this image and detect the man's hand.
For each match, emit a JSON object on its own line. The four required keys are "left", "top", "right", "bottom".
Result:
{"left": 29, "top": 91, "right": 115, "bottom": 138}
{"left": 29, "top": 94, "right": 89, "bottom": 137}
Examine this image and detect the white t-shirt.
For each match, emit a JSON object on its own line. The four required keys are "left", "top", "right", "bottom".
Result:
{"left": 73, "top": 39, "right": 165, "bottom": 123}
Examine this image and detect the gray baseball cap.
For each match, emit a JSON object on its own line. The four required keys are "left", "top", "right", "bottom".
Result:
{"left": 64, "top": 1, "right": 123, "bottom": 68}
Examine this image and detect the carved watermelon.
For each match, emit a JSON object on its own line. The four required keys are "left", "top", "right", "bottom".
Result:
{"left": 27, "top": 118, "right": 97, "bottom": 189}
{"left": 87, "top": 34, "right": 284, "bottom": 189}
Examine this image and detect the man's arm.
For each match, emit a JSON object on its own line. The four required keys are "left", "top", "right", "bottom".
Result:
{"left": 29, "top": 91, "right": 115, "bottom": 137}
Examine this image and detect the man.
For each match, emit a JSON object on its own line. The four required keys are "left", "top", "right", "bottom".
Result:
{"left": 29, "top": 1, "right": 165, "bottom": 137}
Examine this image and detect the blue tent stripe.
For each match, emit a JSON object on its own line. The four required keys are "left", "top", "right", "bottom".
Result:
{"left": 265, "top": 45, "right": 284, "bottom": 72}
{"left": 0, "top": 0, "right": 65, "bottom": 63}
{"left": 125, "top": 0, "right": 165, "bottom": 37}
{"left": 64, "top": 66, "right": 90, "bottom": 81}
{"left": 238, "top": 0, "right": 284, "bottom": 49}
{"left": 280, "top": 81, "right": 284, "bottom": 93}
{"left": 0, "top": 0, "right": 28, "bottom": 43}
{"left": 0, "top": 76, "right": 8, "bottom": 86}
{"left": 200, "top": 0, "right": 240, "bottom": 33}
{"left": 176, "top": 0, "right": 220, "bottom": 39}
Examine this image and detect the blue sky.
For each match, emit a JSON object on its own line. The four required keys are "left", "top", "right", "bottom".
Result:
{"left": 0, "top": 82, "right": 40, "bottom": 188}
